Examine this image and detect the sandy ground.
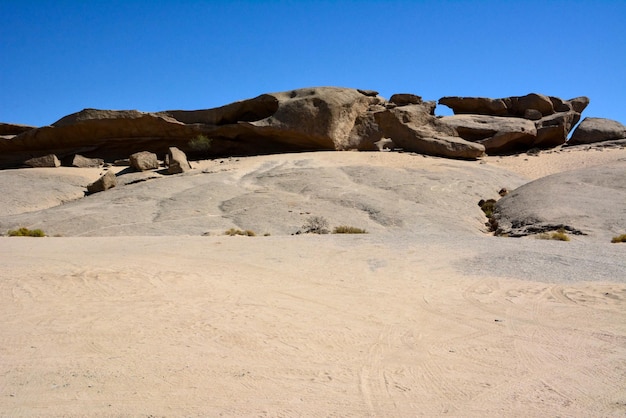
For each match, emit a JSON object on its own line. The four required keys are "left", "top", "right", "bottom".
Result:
{"left": 1, "top": 147, "right": 625, "bottom": 417}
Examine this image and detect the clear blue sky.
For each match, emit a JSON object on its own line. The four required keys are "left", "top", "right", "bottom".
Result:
{"left": 2, "top": 0, "right": 625, "bottom": 127}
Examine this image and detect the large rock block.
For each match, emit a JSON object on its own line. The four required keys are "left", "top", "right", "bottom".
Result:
{"left": 130, "top": 151, "right": 159, "bottom": 171}
{"left": 568, "top": 117, "right": 626, "bottom": 145}
{"left": 24, "top": 154, "right": 60, "bottom": 168}
{"left": 167, "top": 147, "right": 191, "bottom": 174}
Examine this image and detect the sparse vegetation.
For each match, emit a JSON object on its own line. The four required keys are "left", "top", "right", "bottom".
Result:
{"left": 224, "top": 228, "right": 256, "bottom": 237}
{"left": 611, "top": 234, "right": 626, "bottom": 243}
{"left": 333, "top": 226, "right": 367, "bottom": 234}
{"left": 7, "top": 227, "right": 46, "bottom": 237}
{"left": 478, "top": 198, "right": 499, "bottom": 232}
{"left": 537, "top": 228, "right": 570, "bottom": 241}
{"left": 478, "top": 199, "right": 497, "bottom": 218}
{"left": 301, "top": 216, "right": 330, "bottom": 234}
{"left": 188, "top": 134, "right": 213, "bottom": 153}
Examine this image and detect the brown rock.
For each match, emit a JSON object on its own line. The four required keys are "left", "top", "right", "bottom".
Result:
{"left": 514, "top": 93, "right": 554, "bottom": 116}
{"left": 167, "top": 147, "right": 192, "bottom": 174}
{"left": 0, "top": 123, "right": 36, "bottom": 136}
{"left": 389, "top": 94, "right": 423, "bottom": 106}
{"left": 24, "top": 154, "right": 60, "bottom": 168}
{"left": 372, "top": 105, "right": 485, "bottom": 159}
{"left": 72, "top": 154, "right": 104, "bottom": 168}
{"left": 438, "top": 97, "right": 508, "bottom": 116}
{"left": 524, "top": 109, "right": 543, "bottom": 120}
{"left": 130, "top": 151, "right": 159, "bottom": 171}
{"left": 568, "top": 117, "right": 626, "bottom": 145}
{"left": 87, "top": 170, "right": 117, "bottom": 194}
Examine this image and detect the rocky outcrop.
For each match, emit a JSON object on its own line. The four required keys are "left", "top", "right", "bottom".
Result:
{"left": 438, "top": 93, "right": 589, "bottom": 153}
{"left": 130, "top": 151, "right": 159, "bottom": 171}
{"left": 0, "top": 88, "right": 600, "bottom": 166}
{"left": 360, "top": 102, "right": 485, "bottom": 158}
{"left": 568, "top": 117, "right": 626, "bottom": 145}
{"left": 87, "top": 170, "right": 117, "bottom": 194}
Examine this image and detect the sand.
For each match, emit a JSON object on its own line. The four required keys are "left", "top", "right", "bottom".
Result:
{"left": 1, "top": 147, "right": 625, "bottom": 417}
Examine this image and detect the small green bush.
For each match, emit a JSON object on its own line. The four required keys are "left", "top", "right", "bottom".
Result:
{"left": 8, "top": 227, "right": 46, "bottom": 237}
{"left": 611, "top": 234, "right": 626, "bottom": 243}
{"left": 224, "top": 228, "right": 256, "bottom": 237}
{"left": 333, "top": 226, "right": 367, "bottom": 234}
{"left": 188, "top": 134, "right": 213, "bottom": 152}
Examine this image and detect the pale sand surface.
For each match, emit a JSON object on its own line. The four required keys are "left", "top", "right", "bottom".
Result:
{"left": 1, "top": 148, "right": 625, "bottom": 417}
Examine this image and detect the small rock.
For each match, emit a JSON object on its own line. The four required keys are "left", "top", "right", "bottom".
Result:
{"left": 87, "top": 170, "right": 117, "bottom": 193}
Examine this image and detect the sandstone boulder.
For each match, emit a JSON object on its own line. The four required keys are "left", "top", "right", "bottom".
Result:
{"left": 72, "top": 154, "right": 104, "bottom": 168}
{"left": 568, "top": 117, "right": 626, "bottom": 145}
{"left": 130, "top": 151, "right": 159, "bottom": 171}
{"left": 87, "top": 170, "right": 117, "bottom": 194}
{"left": 167, "top": 147, "right": 192, "bottom": 174}
{"left": 24, "top": 154, "right": 60, "bottom": 168}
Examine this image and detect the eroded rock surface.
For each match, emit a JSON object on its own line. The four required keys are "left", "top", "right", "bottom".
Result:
{"left": 492, "top": 162, "right": 626, "bottom": 240}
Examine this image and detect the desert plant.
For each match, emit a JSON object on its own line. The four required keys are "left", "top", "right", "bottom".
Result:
{"left": 7, "top": 227, "right": 46, "bottom": 237}
{"left": 224, "top": 228, "right": 256, "bottom": 236}
{"left": 611, "top": 234, "right": 626, "bottom": 243}
{"left": 333, "top": 226, "right": 367, "bottom": 234}
{"left": 537, "top": 228, "right": 570, "bottom": 241}
{"left": 188, "top": 134, "right": 213, "bottom": 153}
{"left": 301, "top": 216, "right": 330, "bottom": 234}
{"left": 478, "top": 199, "right": 497, "bottom": 218}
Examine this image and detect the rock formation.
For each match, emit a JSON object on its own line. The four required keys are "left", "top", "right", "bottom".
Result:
{"left": 568, "top": 117, "right": 626, "bottom": 145}
{"left": 438, "top": 93, "right": 589, "bottom": 153}
{"left": 3, "top": 87, "right": 619, "bottom": 167}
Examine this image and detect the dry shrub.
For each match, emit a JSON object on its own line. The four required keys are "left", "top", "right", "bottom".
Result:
{"left": 333, "top": 226, "right": 367, "bottom": 234}
{"left": 611, "top": 234, "right": 626, "bottom": 243}
{"left": 7, "top": 227, "right": 45, "bottom": 237}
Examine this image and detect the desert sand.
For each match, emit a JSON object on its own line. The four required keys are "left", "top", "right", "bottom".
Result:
{"left": 1, "top": 147, "right": 625, "bottom": 417}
